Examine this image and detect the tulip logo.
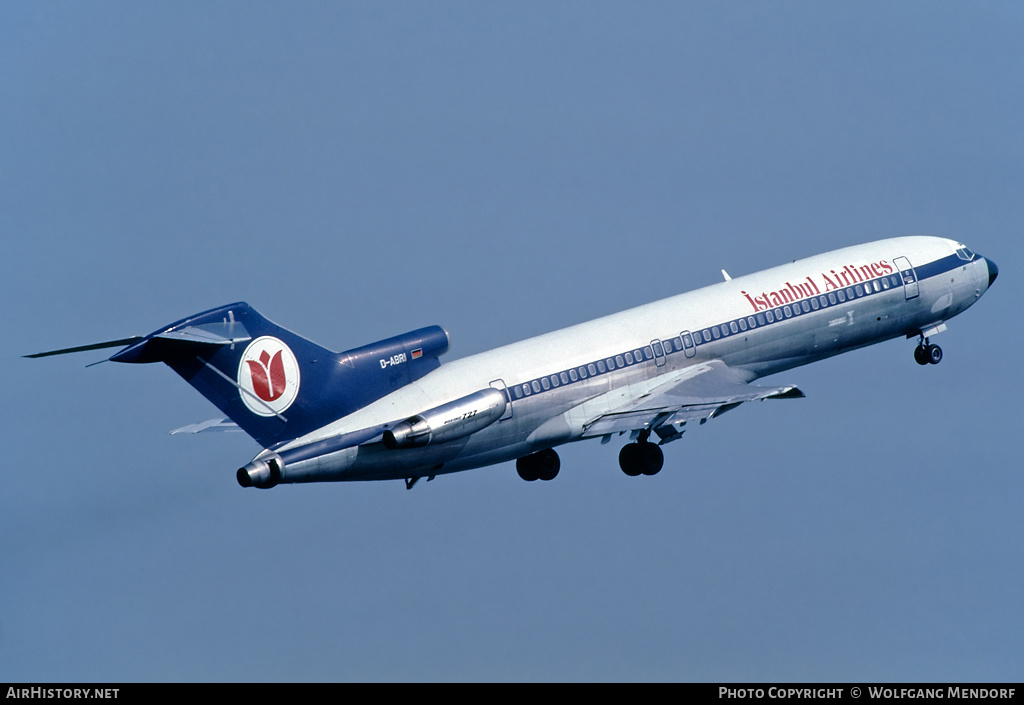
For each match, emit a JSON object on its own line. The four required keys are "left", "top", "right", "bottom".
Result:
{"left": 238, "top": 337, "right": 300, "bottom": 416}
{"left": 248, "top": 349, "right": 286, "bottom": 402}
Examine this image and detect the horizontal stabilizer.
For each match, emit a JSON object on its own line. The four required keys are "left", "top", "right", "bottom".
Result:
{"left": 155, "top": 322, "right": 252, "bottom": 346}
{"left": 24, "top": 321, "right": 250, "bottom": 361}
{"left": 24, "top": 337, "right": 143, "bottom": 359}
{"left": 170, "top": 418, "right": 242, "bottom": 435}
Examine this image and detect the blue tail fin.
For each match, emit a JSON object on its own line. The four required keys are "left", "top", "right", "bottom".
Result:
{"left": 108, "top": 302, "right": 448, "bottom": 448}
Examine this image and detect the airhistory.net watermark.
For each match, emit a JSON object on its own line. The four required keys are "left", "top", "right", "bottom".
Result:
{"left": 6, "top": 689, "right": 118, "bottom": 700}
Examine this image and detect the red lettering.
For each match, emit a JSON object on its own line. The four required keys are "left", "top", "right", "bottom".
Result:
{"left": 741, "top": 257, "right": 894, "bottom": 310}
{"left": 741, "top": 291, "right": 761, "bottom": 312}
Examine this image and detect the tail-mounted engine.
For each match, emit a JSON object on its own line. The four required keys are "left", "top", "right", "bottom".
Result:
{"left": 237, "top": 454, "right": 283, "bottom": 489}
{"left": 383, "top": 388, "right": 508, "bottom": 450}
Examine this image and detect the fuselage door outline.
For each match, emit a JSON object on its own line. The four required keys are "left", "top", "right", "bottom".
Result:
{"left": 651, "top": 339, "right": 667, "bottom": 368}
{"left": 489, "top": 379, "right": 513, "bottom": 420}
{"left": 893, "top": 256, "right": 920, "bottom": 301}
{"left": 680, "top": 331, "right": 696, "bottom": 358}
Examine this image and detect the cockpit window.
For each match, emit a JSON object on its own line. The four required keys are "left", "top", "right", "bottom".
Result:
{"left": 956, "top": 246, "right": 975, "bottom": 261}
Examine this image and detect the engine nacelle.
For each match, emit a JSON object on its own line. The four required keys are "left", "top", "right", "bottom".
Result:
{"left": 383, "top": 388, "right": 508, "bottom": 450}
{"left": 237, "top": 454, "right": 283, "bottom": 489}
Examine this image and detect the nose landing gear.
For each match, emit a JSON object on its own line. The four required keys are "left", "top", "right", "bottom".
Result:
{"left": 914, "top": 336, "right": 943, "bottom": 365}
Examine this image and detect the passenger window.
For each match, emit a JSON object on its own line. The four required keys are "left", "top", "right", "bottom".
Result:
{"left": 580, "top": 366, "right": 588, "bottom": 379}
{"left": 615, "top": 355, "right": 624, "bottom": 368}
{"left": 828, "top": 293, "right": 837, "bottom": 305}
{"left": 701, "top": 331, "right": 710, "bottom": 344}
{"left": 738, "top": 318, "right": 747, "bottom": 331}
{"left": 560, "top": 372, "right": 568, "bottom": 385}
{"left": 624, "top": 351, "right": 633, "bottom": 364}
{"left": 882, "top": 278, "right": 890, "bottom": 289}
{"left": 569, "top": 368, "right": 578, "bottom": 382}
{"left": 712, "top": 327, "right": 721, "bottom": 339}
{"left": 766, "top": 310, "right": 775, "bottom": 323}
{"left": 532, "top": 380, "right": 540, "bottom": 393}
{"left": 748, "top": 316, "right": 756, "bottom": 328}
{"left": 801, "top": 301, "right": 810, "bottom": 313}
{"left": 783, "top": 306, "right": 792, "bottom": 318}
{"left": 597, "top": 360, "right": 606, "bottom": 373}
{"left": 588, "top": 363, "right": 597, "bottom": 376}
{"left": 683, "top": 333, "right": 693, "bottom": 348}
{"left": 810, "top": 298, "right": 819, "bottom": 310}
{"left": 541, "top": 377, "right": 551, "bottom": 390}
{"left": 653, "top": 342, "right": 664, "bottom": 357}
{"left": 514, "top": 386, "right": 523, "bottom": 399}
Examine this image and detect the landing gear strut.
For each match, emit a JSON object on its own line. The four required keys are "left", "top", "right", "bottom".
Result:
{"left": 618, "top": 430, "right": 664, "bottom": 477}
{"left": 914, "top": 336, "right": 942, "bottom": 365}
{"left": 517, "top": 448, "right": 560, "bottom": 481}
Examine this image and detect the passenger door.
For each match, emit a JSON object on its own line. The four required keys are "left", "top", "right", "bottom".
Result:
{"left": 893, "top": 256, "right": 920, "bottom": 300}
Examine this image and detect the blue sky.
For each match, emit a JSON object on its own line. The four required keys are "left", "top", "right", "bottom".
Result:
{"left": 2, "top": 2, "right": 1021, "bottom": 682}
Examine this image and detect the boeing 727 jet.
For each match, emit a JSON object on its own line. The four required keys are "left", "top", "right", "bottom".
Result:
{"left": 28, "top": 236, "right": 997, "bottom": 489}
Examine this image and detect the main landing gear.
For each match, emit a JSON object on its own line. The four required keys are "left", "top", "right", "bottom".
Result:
{"left": 618, "top": 430, "right": 664, "bottom": 477}
{"left": 516, "top": 431, "right": 666, "bottom": 482}
{"left": 914, "top": 337, "right": 943, "bottom": 366}
{"left": 516, "top": 448, "right": 560, "bottom": 481}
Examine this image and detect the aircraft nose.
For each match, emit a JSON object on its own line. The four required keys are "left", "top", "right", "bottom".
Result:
{"left": 986, "top": 257, "right": 999, "bottom": 287}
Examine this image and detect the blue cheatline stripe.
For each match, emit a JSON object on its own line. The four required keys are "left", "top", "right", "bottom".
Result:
{"left": 508, "top": 253, "right": 965, "bottom": 404}
{"left": 914, "top": 253, "right": 968, "bottom": 283}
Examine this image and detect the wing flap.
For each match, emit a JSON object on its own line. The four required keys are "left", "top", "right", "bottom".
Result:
{"left": 576, "top": 360, "right": 803, "bottom": 442}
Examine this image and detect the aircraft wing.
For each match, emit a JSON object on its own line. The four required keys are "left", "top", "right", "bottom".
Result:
{"left": 573, "top": 360, "right": 803, "bottom": 445}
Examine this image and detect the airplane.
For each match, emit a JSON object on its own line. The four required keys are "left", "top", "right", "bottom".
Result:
{"left": 27, "top": 236, "right": 997, "bottom": 490}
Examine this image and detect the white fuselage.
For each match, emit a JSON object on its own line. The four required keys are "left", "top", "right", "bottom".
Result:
{"left": 267, "top": 236, "right": 994, "bottom": 483}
